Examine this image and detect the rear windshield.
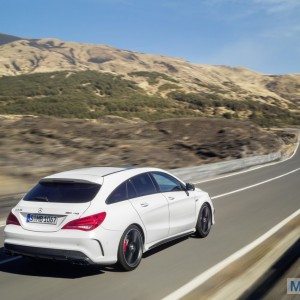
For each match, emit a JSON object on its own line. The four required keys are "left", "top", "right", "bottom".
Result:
{"left": 23, "top": 181, "right": 101, "bottom": 203}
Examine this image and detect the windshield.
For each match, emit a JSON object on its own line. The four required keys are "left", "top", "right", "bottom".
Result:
{"left": 23, "top": 181, "right": 101, "bottom": 203}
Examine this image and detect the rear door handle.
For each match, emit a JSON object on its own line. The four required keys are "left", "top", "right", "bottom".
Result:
{"left": 140, "top": 203, "right": 149, "bottom": 207}
{"left": 168, "top": 196, "right": 175, "bottom": 200}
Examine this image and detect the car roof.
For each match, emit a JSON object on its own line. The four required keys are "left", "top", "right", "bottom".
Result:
{"left": 42, "top": 167, "right": 125, "bottom": 184}
{"left": 41, "top": 167, "right": 167, "bottom": 185}
{"left": 50, "top": 167, "right": 126, "bottom": 177}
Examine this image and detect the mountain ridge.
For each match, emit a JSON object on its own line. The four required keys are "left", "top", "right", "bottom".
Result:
{"left": 0, "top": 33, "right": 24, "bottom": 46}
{"left": 0, "top": 33, "right": 299, "bottom": 126}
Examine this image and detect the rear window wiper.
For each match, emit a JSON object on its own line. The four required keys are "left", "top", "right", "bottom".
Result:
{"left": 29, "top": 196, "right": 49, "bottom": 202}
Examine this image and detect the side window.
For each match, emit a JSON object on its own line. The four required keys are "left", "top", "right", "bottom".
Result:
{"left": 127, "top": 180, "right": 137, "bottom": 199}
{"left": 151, "top": 172, "right": 184, "bottom": 193}
{"left": 131, "top": 173, "right": 157, "bottom": 197}
{"left": 106, "top": 181, "right": 127, "bottom": 204}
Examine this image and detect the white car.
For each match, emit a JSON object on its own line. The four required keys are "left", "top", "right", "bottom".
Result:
{"left": 4, "top": 167, "right": 215, "bottom": 271}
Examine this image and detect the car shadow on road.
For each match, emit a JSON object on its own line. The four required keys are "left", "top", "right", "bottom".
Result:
{"left": 0, "top": 247, "right": 104, "bottom": 279}
{"left": 0, "top": 236, "right": 193, "bottom": 277}
{"left": 143, "top": 236, "right": 189, "bottom": 258}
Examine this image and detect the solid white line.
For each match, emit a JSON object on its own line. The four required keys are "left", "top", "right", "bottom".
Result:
{"left": 0, "top": 256, "right": 21, "bottom": 265}
{"left": 211, "top": 168, "right": 300, "bottom": 199}
{"left": 194, "top": 135, "right": 299, "bottom": 184}
{"left": 163, "top": 208, "right": 300, "bottom": 300}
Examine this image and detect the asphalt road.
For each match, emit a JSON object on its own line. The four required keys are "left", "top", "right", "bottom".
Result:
{"left": 0, "top": 147, "right": 299, "bottom": 300}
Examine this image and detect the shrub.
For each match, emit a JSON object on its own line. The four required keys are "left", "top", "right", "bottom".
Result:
{"left": 128, "top": 71, "right": 178, "bottom": 84}
{"left": 0, "top": 71, "right": 298, "bottom": 126}
{"left": 223, "top": 112, "right": 232, "bottom": 119}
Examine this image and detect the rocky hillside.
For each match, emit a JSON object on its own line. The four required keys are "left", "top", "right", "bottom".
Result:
{"left": 0, "top": 115, "right": 296, "bottom": 185}
{"left": 0, "top": 33, "right": 299, "bottom": 126}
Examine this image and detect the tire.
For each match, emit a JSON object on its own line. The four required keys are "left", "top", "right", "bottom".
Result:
{"left": 195, "top": 203, "right": 212, "bottom": 238}
{"left": 117, "top": 225, "right": 144, "bottom": 271}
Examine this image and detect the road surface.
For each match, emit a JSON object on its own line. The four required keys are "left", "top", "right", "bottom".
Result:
{"left": 0, "top": 146, "right": 299, "bottom": 300}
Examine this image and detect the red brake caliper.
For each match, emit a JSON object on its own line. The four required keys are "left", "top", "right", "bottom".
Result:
{"left": 123, "top": 238, "right": 129, "bottom": 253}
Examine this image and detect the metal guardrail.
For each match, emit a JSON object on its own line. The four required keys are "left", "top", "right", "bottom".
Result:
{"left": 169, "top": 152, "right": 282, "bottom": 182}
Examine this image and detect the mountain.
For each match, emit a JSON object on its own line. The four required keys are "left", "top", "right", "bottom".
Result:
{"left": 0, "top": 33, "right": 23, "bottom": 46}
{"left": 0, "top": 34, "right": 299, "bottom": 126}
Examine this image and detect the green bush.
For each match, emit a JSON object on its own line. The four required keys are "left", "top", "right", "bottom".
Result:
{"left": 128, "top": 71, "right": 178, "bottom": 85}
{"left": 158, "top": 83, "right": 180, "bottom": 92}
{"left": 223, "top": 112, "right": 232, "bottom": 119}
{"left": 169, "top": 91, "right": 299, "bottom": 126}
{"left": 0, "top": 71, "right": 298, "bottom": 126}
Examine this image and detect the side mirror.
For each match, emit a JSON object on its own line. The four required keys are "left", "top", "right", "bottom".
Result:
{"left": 186, "top": 183, "right": 195, "bottom": 191}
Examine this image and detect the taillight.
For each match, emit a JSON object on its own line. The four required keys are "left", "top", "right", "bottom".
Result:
{"left": 6, "top": 212, "right": 20, "bottom": 226}
{"left": 62, "top": 212, "right": 106, "bottom": 231}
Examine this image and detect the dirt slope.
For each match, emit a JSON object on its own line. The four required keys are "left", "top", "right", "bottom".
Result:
{"left": 0, "top": 115, "right": 295, "bottom": 186}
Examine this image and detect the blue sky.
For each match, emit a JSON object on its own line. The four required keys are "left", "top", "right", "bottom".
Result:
{"left": 1, "top": 0, "right": 299, "bottom": 74}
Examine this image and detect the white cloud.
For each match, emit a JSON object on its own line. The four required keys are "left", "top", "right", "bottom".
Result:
{"left": 261, "top": 24, "right": 300, "bottom": 38}
{"left": 206, "top": 0, "right": 300, "bottom": 14}
{"left": 205, "top": 39, "right": 268, "bottom": 72}
{"left": 202, "top": 32, "right": 300, "bottom": 74}
{"left": 253, "top": 0, "right": 300, "bottom": 13}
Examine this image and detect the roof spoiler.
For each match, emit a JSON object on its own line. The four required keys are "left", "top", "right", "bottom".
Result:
{"left": 39, "top": 178, "right": 100, "bottom": 185}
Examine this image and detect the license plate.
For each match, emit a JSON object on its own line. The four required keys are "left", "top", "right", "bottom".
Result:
{"left": 26, "top": 214, "right": 58, "bottom": 225}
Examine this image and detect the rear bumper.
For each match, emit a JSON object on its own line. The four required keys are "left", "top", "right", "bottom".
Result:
{"left": 4, "top": 224, "right": 122, "bottom": 265}
{"left": 4, "top": 243, "right": 93, "bottom": 265}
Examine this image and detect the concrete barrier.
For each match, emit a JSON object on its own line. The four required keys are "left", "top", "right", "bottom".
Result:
{"left": 169, "top": 152, "right": 282, "bottom": 183}
{"left": 164, "top": 210, "right": 300, "bottom": 300}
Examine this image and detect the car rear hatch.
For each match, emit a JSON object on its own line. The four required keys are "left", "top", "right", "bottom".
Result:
{"left": 15, "top": 179, "right": 101, "bottom": 232}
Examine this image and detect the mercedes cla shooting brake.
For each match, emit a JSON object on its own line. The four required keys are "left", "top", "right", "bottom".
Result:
{"left": 4, "top": 167, "right": 215, "bottom": 271}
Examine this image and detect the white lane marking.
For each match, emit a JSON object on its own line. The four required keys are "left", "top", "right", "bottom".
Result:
{"left": 194, "top": 135, "right": 300, "bottom": 184}
{"left": 211, "top": 168, "right": 300, "bottom": 199}
{"left": 0, "top": 223, "right": 5, "bottom": 227}
{"left": 163, "top": 208, "right": 300, "bottom": 300}
{"left": 0, "top": 256, "right": 22, "bottom": 265}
